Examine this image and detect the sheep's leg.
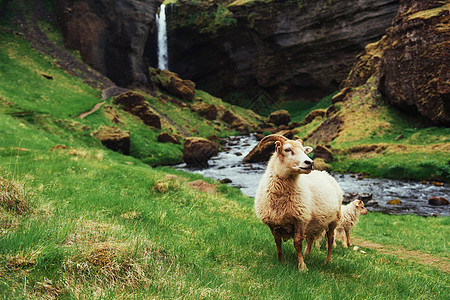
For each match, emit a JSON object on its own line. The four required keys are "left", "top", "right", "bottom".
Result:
{"left": 340, "top": 229, "right": 348, "bottom": 248}
{"left": 304, "top": 236, "right": 314, "bottom": 256}
{"left": 336, "top": 228, "right": 345, "bottom": 247}
{"left": 325, "top": 222, "right": 337, "bottom": 263}
{"left": 273, "top": 234, "right": 284, "bottom": 261}
{"left": 269, "top": 228, "right": 284, "bottom": 261}
{"left": 294, "top": 222, "right": 308, "bottom": 271}
{"left": 314, "top": 237, "right": 322, "bottom": 250}
{"left": 345, "top": 230, "right": 351, "bottom": 248}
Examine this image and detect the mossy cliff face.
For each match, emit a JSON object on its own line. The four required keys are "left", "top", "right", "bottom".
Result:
{"left": 57, "top": 0, "right": 163, "bottom": 87}
{"left": 343, "top": 0, "right": 450, "bottom": 126}
{"left": 377, "top": 0, "right": 450, "bottom": 126}
{"left": 163, "top": 0, "right": 398, "bottom": 102}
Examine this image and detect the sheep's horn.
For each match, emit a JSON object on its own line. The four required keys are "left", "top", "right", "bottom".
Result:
{"left": 258, "top": 134, "right": 288, "bottom": 151}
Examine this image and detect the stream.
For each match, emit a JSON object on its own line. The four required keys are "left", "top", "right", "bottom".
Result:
{"left": 177, "top": 134, "right": 449, "bottom": 217}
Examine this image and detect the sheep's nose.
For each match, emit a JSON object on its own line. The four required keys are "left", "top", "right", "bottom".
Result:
{"left": 304, "top": 160, "right": 313, "bottom": 166}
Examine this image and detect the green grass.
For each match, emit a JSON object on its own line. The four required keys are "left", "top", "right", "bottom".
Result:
{"left": 353, "top": 213, "right": 449, "bottom": 257}
{"left": 1, "top": 152, "right": 448, "bottom": 298}
{"left": 332, "top": 150, "right": 450, "bottom": 181}
{"left": 0, "top": 36, "right": 101, "bottom": 119}
{"left": 276, "top": 92, "right": 335, "bottom": 122}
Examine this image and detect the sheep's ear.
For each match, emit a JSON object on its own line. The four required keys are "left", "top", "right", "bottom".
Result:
{"left": 304, "top": 146, "right": 313, "bottom": 154}
{"left": 355, "top": 200, "right": 361, "bottom": 207}
{"left": 275, "top": 141, "right": 283, "bottom": 153}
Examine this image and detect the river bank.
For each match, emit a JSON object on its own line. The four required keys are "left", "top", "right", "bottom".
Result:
{"left": 178, "top": 134, "right": 450, "bottom": 217}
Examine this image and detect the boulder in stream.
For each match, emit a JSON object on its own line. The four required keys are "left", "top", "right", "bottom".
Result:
{"left": 387, "top": 199, "right": 402, "bottom": 205}
{"left": 183, "top": 137, "right": 219, "bottom": 167}
{"left": 428, "top": 197, "right": 449, "bottom": 206}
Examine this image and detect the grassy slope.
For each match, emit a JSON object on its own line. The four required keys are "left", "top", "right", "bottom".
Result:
{"left": 0, "top": 3, "right": 448, "bottom": 300}
{"left": 1, "top": 152, "right": 448, "bottom": 298}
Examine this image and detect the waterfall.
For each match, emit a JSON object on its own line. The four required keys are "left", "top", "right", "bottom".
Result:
{"left": 156, "top": 4, "right": 169, "bottom": 70}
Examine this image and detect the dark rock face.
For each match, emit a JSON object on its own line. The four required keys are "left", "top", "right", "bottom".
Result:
{"left": 162, "top": 0, "right": 398, "bottom": 102}
{"left": 57, "top": 0, "right": 163, "bottom": 87}
{"left": 377, "top": 0, "right": 450, "bottom": 125}
{"left": 342, "top": 0, "right": 450, "bottom": 125}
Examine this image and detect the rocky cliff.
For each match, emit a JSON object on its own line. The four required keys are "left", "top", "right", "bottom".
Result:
{"left": 344, "top": 0, "right": 449, "bottom": 125}
{"left": 57, "top": 0, "right": 163, "bottom": 87}
{"left": 161, "top": 0, "right": 399, "bottom": 102}
{"left": 378, "top": 1, "right": 449, "bottom": 125}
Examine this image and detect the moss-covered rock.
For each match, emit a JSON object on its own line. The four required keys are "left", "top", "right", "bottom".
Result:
{"left": 115, "top": 91, "right": 161, "bottom": 129}
{"left": 191, "top": 101, "right": 218, "bottom": 120}
{"left": 268, "top": 110, "right": 290, "bottom": 126}
{"left": 151, "top": 69, "right": 196, "bottom": 101}
{"left": 93, "top": 126, "right": 130, "bottom": 155}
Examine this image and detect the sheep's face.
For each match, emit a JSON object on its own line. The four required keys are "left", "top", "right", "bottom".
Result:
{"left": 355, "top": 200, "right": 368, "bottom": 215}
{"left": 275, "top": 140, "right": 314, "bottom": 175}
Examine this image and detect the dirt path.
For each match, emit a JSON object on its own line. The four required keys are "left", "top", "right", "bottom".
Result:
{"left": 76, "top": 101, "right": 106, "bottom": 119}
{"left": 352, "top": 237, "right": 449, "bottom": 273}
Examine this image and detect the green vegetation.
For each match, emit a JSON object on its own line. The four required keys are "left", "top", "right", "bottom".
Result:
{"left": 0, "top": 23, "right": 261, "bottom": 166}
{"left": 0, "top": 1, "right": 448, "bottom": 299}
{"left": 178, "top": 3, "right": 237, "bottom": 35}
{"left": 276, "top": 92, "right": 335, "bottom": 122}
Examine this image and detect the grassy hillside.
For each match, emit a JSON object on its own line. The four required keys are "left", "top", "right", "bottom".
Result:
{"left": 0, "top": 2, "right": 448, "bottom": 299}
{"left": 278, "top": 78, "right": 450, "bottom": 182}
{"left": 0, "top": 20, "right": 262, "bottom": 166}
{"left": 1, "top": 143, "right": 448, "bottom": 298}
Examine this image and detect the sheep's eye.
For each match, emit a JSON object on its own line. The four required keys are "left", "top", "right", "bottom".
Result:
{"left": 284, "top": 148, "right": 292, "bottom": 153}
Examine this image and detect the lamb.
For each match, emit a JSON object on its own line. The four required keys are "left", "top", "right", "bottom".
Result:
{"left": 254, "top": 134, "right": 343, "bottom": 271}
{"left": 335, "top": 199, "right": 368, "bottom": 248}
{"left": 315, "top": 199, "right": 368, "bottom": 249}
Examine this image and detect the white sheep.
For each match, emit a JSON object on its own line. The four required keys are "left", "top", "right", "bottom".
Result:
{"left": 254, "top": 134, "right": 343, "bottom": 271}
{"left": 335, "top": 199, "right": 368, "bottom": 248}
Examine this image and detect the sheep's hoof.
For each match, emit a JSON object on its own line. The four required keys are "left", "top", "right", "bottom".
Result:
{"left": 298, "top": 262, "right": 308, "bottom": 272}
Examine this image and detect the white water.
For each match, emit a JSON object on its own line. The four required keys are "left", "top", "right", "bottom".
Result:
{"left": 156, "top": 4, "right": 169, "bottom": 70}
